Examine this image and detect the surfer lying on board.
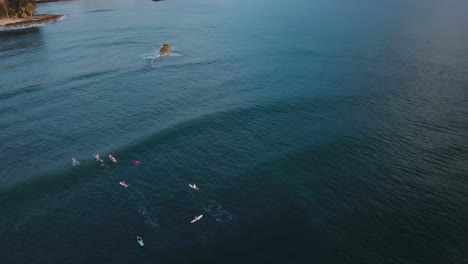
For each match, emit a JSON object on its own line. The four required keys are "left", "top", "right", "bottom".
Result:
{"left": 109, "top": 155, "right": 117, "bottom": 163}
{"left": 137, "top": 236, "right": 144, "bottom": 246}
{"left": 188, "top": 184, "right": 199, "bottom": 190}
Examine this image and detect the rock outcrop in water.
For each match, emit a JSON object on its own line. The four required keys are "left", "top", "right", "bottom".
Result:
{"left": 159, "top": 44, "right": 172, "bottom": 56}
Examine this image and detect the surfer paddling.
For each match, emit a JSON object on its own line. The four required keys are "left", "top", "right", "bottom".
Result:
{"left": 93, "top": 153, "right": 104, "bottom": 163}
{"left": 71, "top": 157, "right": 80, "bottom": 166}
{"left": 188, "top": 184, "right": 199, "bottom": 190}
{"left": 137, "top": 236, "right": 144, "bottom": 246}
{"left": 109, "top": 154, "right": 117, "bottom": 163}
{"left": 119, "top": 181, "right": 129, "bottom": 188}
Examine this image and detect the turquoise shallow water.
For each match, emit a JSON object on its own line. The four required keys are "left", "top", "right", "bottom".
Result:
{"left": 1, "top": 0, "right": 467, "bottom": 263}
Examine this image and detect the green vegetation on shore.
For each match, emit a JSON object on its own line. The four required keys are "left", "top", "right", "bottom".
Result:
{"left": 0, "top": 0, "right": 36, "bottom": 19}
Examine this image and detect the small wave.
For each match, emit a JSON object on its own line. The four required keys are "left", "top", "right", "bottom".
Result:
{"left": 85, "top": 9, "right": 115, "bottom": 14}
{"left": 138, "top": 206, "right": 160, "bottom": 230}
{"left": 143, "top": 48, "right": 181, "bottom": 61}
{"left": 167, "top": 51, "right": 182, "bottom": 57}
{"left": 143, "top": 52, "right": 160, "bottom": 60}
{"left": 0, "top": 84, "right": 42, "bottom": 100}
{"left": 204, "top": 200, "right": 232, "bottom": 223}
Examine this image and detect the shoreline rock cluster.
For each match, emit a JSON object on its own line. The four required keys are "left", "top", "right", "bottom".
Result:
{"left": 0, "top": 14, "right": 62, "bottom": 28}
{"left": 36, "top": 0, "right": 73, "bottom": 3}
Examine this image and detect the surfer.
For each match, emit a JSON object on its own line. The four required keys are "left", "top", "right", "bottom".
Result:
{"left": 93, "top": 154, "right": 103, "bottom": 162}
{"left": 109, "top": 155, "right": 117, "bottom": 163}
{"left": 191, "top": 214, "right": 203, "bottom": 223}
{"left": 132, "top": 160, "right": 141, "bottom": 165}
{"left": 119, "top": 181, "right": 129, "bottom": 188}
{"left": 72, "top": 157, "right": 80, "bottom": 166}
{"left": 188, "top": 184, "right": 199, "bottom": 190}
{"left": 137, "top": 236, "right": 144, "bottom": 246}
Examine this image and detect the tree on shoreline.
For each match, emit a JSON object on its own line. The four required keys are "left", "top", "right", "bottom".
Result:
{"left": 0, "top": 0, "right": 10, "bottom": 19}
{"left": 25, "top": 2, "right": 35, "bottom": 17}
{"left": 0, "top": 0, "right": 36, "bottom": 19}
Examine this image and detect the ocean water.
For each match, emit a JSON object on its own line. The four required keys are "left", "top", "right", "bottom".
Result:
{"left": 1, "top": 0, "right": 467, "bottom": 263}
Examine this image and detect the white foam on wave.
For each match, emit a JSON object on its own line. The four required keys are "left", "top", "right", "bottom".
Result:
{"left": 143, "top": 52, "right": 160, "bottom": 60}
{"left": 142, "top": 47, "right": 182, "bottom": 61}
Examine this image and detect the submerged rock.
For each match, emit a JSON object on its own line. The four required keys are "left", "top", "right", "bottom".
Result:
{"left": 159, "top": 44, "right": 172, "bottom": 56}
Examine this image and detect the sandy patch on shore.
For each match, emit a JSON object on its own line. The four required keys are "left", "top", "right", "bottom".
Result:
{"left": 0, "top": 18, "right": 28, "bottom": 26}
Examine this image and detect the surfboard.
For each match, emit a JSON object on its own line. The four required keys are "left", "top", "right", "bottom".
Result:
{"left": 191, "top": 214, "right": 203, "bottom": 223}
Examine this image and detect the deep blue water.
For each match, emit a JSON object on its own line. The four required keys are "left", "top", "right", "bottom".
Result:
{"left": 1, "top": 0, "right": 468, "bottom": 263}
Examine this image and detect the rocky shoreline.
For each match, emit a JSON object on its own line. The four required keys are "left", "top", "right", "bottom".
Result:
{"left": 36, "top": 0, "right": 74, "bottom": 3}
{"left": 0, "top": 14, "right": 63, "bottom": 29}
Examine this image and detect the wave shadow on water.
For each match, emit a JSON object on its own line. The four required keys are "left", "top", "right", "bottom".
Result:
{"left": 0, "top": 26, "right": 41, "bottom": 35}
{"left": 0, "top": 27, "right": 44, "bottom": 56}
{"left": 84, "top": 9, "right": 116, "bottom": 14}
{"left": 0, "top": 17, "right": 64, "bottom": 57}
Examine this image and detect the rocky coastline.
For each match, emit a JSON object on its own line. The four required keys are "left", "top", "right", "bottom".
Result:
{"left": 0, "top": 14, "right": 62, "bottom": 29}
{"left": 36, "top": 0, "right": 74, "bottom": 3}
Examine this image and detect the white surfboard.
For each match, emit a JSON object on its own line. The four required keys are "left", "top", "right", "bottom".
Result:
{"left": 191, "top": 214, "right": 203, "bottom": 223}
